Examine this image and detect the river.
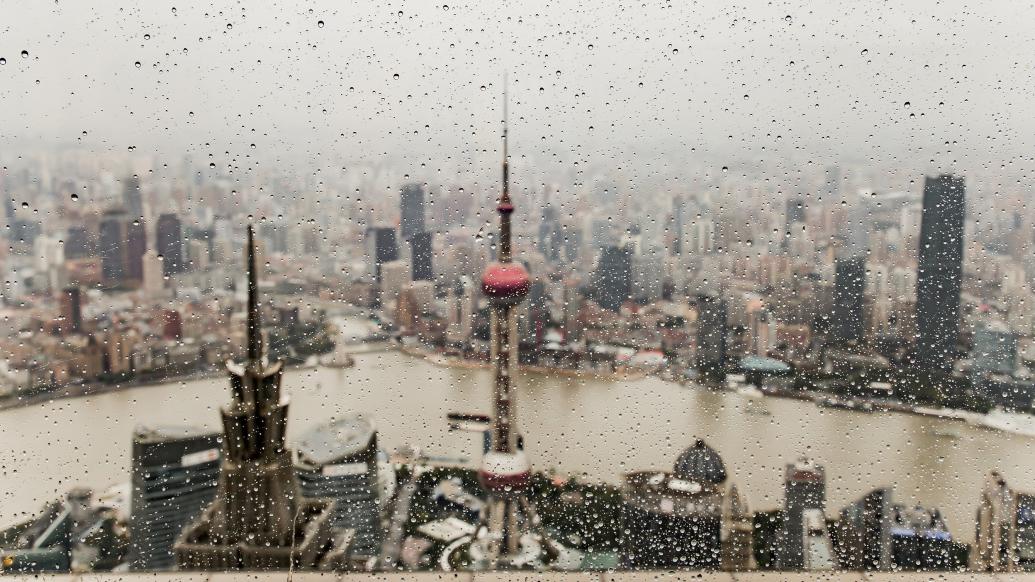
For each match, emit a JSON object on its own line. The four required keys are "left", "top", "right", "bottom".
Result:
{"left": 1, "top": 348, "right": 1033, "bottom": 544}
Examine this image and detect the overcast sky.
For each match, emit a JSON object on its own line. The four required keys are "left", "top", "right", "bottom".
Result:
{"left": 2, "top": 0, "right": 1034, "bottom": 185}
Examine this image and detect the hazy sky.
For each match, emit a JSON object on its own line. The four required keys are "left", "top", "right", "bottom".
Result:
{"left": 2, "top": 0, "right": 1034, "bottom": 183}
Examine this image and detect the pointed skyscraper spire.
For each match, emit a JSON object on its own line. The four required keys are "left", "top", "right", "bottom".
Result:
{"left": 245, "top": 224, "right": 263, "bottom": 363}
{"left": 175, "top": 222, "right": 340, "bottom": 570}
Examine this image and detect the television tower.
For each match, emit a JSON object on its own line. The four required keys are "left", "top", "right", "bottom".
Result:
{"left": 471, "top": 84, "right": 551, "bottom": 569}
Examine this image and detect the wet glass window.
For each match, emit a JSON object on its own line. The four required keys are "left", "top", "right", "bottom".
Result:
{"left": 0, "top": 0, "right": 1033, "bottom": 577}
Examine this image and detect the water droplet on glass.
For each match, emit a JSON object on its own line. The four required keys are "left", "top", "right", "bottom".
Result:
{"left": 70, "top": 194, "right": 79, "bottom": 202}
{"left": 134, "top": 61, "right": 141, "bottom": 68}
{"left": 393, "top": 73, "right": 400, "bottom": 80}
{"left": 721, "top": 166, "right": 729, "bottom": 173}
{"left": 0, "top": 58, "right": 6, "bottom": 66}
{"left": 20, "top": 50, "right": 29, "bottom": 58}
{"left": 317, "top": 20, "right": 325, "bottom": 27}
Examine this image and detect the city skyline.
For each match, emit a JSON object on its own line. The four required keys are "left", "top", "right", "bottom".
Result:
{"left": 5, "top": 0, "right": 1035, "bottom": 575}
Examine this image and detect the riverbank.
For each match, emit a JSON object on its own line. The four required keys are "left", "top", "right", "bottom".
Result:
{"left": 399, "top": 344, "right": 648, "bottom": 381}
{"left": 0, "top": 341, "right": 396, "bottom": 412}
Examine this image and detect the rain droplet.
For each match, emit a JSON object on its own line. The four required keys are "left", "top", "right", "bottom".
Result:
{"left": 721, "top": 166, "right": 729, "bottom": 173}
{"left": 70, "top": 194, "right": 79, "bottom": 202}
{"left": 0, "top": 58, "right": 6, "bottom": 66}
{"left": 20, "top": 50, "right": 29, "bottom": 58}
{"left": 903, "top": 101, "right": 911, "bottom": 108}
{"left": 317, "top": 20, "right": 325, "bottom": 27}
{"left": 393, "top": 73, "right": 400, "bottom": 80}
{"left": 134, "top": 61, "right": 141, "bottom": 68}
{"left": 860, "top": 48, "right": 868, "bottom": 56}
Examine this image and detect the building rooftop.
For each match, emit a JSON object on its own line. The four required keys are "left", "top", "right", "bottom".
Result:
{"left": 673, "top": 439, "right": 728, "bottom": 485}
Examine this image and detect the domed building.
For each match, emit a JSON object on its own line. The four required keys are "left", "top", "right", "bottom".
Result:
{"left": 673, "top": 439, "right": 729, "bottom": 485}
{"left": 621, "top": 439, "right": 753, "bottom": 571}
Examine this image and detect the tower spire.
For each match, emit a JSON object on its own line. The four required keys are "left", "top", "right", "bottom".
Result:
{"left": 246, "top": 223, "right": 263, "bottom": 363}
{"left": 470, "top": 78, "right": 555, "bottom": 570}
{"left": 498, "top": 78, "right": 514, "bottom": 263}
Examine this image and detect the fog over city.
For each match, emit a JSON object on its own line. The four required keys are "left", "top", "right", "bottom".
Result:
{"left": 6, "top": 0, "right": 1035, "bottom": 576}
{"left": 3, "top": 0, "right": 1035, "bottom": 196}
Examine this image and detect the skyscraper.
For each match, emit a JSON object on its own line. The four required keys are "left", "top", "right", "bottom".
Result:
{"left": 367, "top": 227, "right": 399, "bottom": 284}
{"left": 697, "top": 293, "right": 728, "bottom": 376}
{"left": 400, "top": 183, "right": 426, "bottom": 241}
{"left": 129, "top": 425, "right": 220, "bottom": 571}
{"left": 123, "top": 175, "right": 143, "bottom": 217}
{"left": 777, "top": 458, "right": 827, "bottom": 570}
{"left": 593, "top": 245, "right": 632, "bottom": 312}
{"left": 98, "top": 211, "right": 127, "bottom": 285}
{"left": 175, "top": 225, "right": 339, "bottom": 570}
{"left": 65, "top": 226, "right": 93, "bottom": 259}
{"left": 295, "top": 415, "right": 383, "bottom": 560}
{"left": 831, "top": 256, "right": 866, "bottom": 345}
{"left": 61, "top": 286, "right": 83, "bottom": 333}
{"left": 915, "top": 174, "right": 965, "bottom": 371}
{"left": 126, "top": 219, "right": 147, "bottom": 284}
{"left": 410, "top": 231, "right": 434, "bottom": 281}
{"left": 156, "top": 213, "right": 184, "bottom": 276}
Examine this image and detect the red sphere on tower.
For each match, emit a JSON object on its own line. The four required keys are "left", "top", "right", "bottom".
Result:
{"left": 481, "top": 262, "right": 530, "bottom": 305}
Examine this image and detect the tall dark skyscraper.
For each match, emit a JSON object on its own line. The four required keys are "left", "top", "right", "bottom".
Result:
{"left": 126, "top": 220, "right": 147, "bottom": 284}
{"left": 400, "top": 183, "right": 426, "bottom": 241}
{"left": 61, "top": 286, "right": 83, "bottom": 333}
{"left": 593, "top": 245, "right": 632, "bottom": 312}
{"left": 156, "top": 213, "right": 184, "bottom": 276}
{"left": 99, "top": 210, "right": 127, "bottom": 285}
{"left": 368, "top": 227, "right": 399, "bottom": 284}
{"left": 409, "top": 231, "right": 434, "bottom": 281}
{"left": 915, "top": 174, "right": 965, "bottom": 371}
{"left": 696, "top": 293, "right": 728, "bottom": 375}
{"left": 831, "top": 256, "right": 866, "bottom": 345}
